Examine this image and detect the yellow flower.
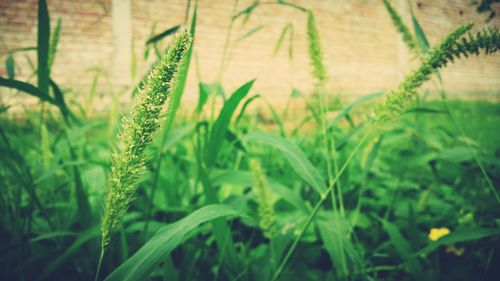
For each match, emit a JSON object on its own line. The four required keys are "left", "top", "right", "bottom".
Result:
{"left": 428, "top": 227, "right": 450, "bottom": 241}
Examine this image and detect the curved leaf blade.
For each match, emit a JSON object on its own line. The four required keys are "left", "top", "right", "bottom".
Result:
{"left": 206, "top": 80, "right": 255, "bottom": 165}
{"left": 6, "top": 54, "right": 15, "bottom": 79}
{"left": 145, "top": 25, "right": 181, "bottom": 45}
{"left": 243, "top": 132, "right": 326, "bottom": 194}
{"left": 37, "top": 0, "right": 50, "bottom": 94}
{"left": 104, "top": 204, "right": 244, "bottom": 281}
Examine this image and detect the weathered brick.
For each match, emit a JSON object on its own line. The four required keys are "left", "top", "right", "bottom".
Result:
{"left": 0, "top": 0, "right": 499, "bottom": 112}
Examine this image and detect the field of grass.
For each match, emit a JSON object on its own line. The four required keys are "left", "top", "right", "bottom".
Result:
{"left": 1, "top": 1, "right": 499, "bottom": 281}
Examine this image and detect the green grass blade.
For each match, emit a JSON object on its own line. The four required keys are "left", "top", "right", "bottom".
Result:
{"left": 49, "top": 79, "right": 72, "bottom": 123}
{"left": 235, "top": 25, "right": 264, "bottom": 42}
{"left": 210, "top": 169, "right": 308, "bottom": 212}
{"left": 232, "top": 1, "right": 258, "bottom": 21}
{"left": 380, "top": 219, "right": 412, "bottom": 256}
{"left": 48, "top": 17, "right": 61, "bottom": 74}
{"left": 243, "top": 132, "right": 326, "bottom": 194}
{"left": 235, "top": 94, "right": 260, "bottom": 124}
{"left": 161, "top": 124, "right": 195, "bottom": 153}
{"left": 6, "top": 54, "right": 15, "bottom": 79}
{"left": 195, "top": 82, "right": 209, "bottom": 114}
{"left": 380, "top": 218, "right": 423, "bottom": 280}
{"left": 145, "top": 25, "right": 181, "bottom": 45}
{"left": 276, "top": 0, "right": 307, "bottom": 12}
{"left": 328, "top": 92, "right": 382, "bottom": 127}
{"left": 104, "top": 205, "right": 245, "bottom": 281}
{"left": 317, "top": 215, "right": 362, "bottom": 278}
{"left": 274, "top": 23, "right": 292, "bottom": 56}
{"left": 0, "top": 77, "right": 57, "bottom": 106}
{"left": 408, "top": 1, "right": 430, "bottom": 53}
{"left": 196, "top": 81, "right": 225, "bottom": 114}
{"left": 37, "top": 0, "right": 50, "bottom": 94}
{"left": 263, "top": 98, "right": 286, "bottom": 137}
{"left": 38, "top": 226, "right": 100, "bottom": 281}
{"left": 65, "top": 133, "right": 92, "bottom": 228}
{"left": 206, "top": 80, "right": 255, "bottom": 165}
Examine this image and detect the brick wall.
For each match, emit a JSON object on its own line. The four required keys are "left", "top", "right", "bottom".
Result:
{"left": 1, "top": 0, "right": 499, "bottom": 110}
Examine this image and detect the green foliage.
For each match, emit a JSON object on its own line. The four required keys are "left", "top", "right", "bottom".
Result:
{"left": 206, "top": 80, "right": 255, "bottom": 165}
{"left": 244, "top": 132, "right": 326, "bottom": 195}
{"left": 105, "top": 205, "right": 244, "bottom": 281}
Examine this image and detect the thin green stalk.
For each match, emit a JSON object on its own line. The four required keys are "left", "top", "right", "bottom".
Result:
{"left": 271, "top": 130, "right": 371, "bottom": 281}
{"left": 438, "top": 86, "right": 500, "bottom": 203}
{"left": 307, "top": 9, "right": 349, "bottom": 276}
{"left": 94, "top": 248, "right": 105, "bottom": 281}
{"left": 317, "top": 92, "right": 349, "bottom": 276}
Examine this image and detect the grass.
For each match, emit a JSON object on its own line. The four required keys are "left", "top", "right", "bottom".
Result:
{"left": 1, "top": 1, "right": 500, "bottom": 281}
{"left": 1, "top": 96, "right": 499, "bottom": 281}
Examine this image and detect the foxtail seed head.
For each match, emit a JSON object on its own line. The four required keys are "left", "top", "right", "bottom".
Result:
{"left": 249, "top": 159, "right": 277, "bottom": 239}
{"left": 382, "top": 0, "right": 419, "bottom": 54}
{"left": 374, "top": 24, "right": 499, "bottom": 128}
{"left": 100, "top": 30, "right": 192, "bottom": 250}
{"left": 307, "top": 10, "right": 327, "bottom": 86}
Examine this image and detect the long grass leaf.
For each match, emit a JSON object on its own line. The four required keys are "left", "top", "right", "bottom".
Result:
{"left": 37, "top": 0, "right": 50, "bottom": 94}
{"left": 408, "top": 1, "right": 430, "bottom": 53}
{"left": 6, "top": 54, "right": 15, "bottom": 79}
{"left": 232, "top": 1, "right": 258, "bottom": 21}
{"left": 65, "top": 134, "right": 92, "bottom": 228}
{"left": 161, "top": 124, "right": 195, "bottom": 153}
{"left": 48, "top": 17, "right": 61, "bottom": 73}
{"left": 328, "top": 93, "right": 382, "bottom": 127}
{"left": 0, "top": 77, "right": 57, "bottom": 106}
{"left": 206, "top": 80, "right": 255, "bottom": 165}
{"left": 235, "top": 94, "right": 260, "bottom": 124}
{"left": 273, "top": 23, "right": 292, "bottom": 55}
{"left": 49, "top": 79, "right": 72, "bottom": 122}
{"left": 104, "top": 205, "right": 245, "bottom": 281}
{"left": 243, "top": 132, "right": 326, "bottom": 194}
{"left": 235, "top": 25, "right": 264, "bottom": 42}
{"left": 38, "top": 226, "right": 100, "bottom": 281}
{"left": 145, "top": 25, "right": 181, "bottom": 45}
{"left": 380, "top": 218, "right": 423, "bottom": 280}
{"left": 210, "top": 169, "right": 308, "bottom": 212}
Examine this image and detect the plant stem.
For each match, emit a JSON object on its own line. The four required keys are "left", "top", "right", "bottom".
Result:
{"left": 271, "top": 130, "right": 371, "bottom": 281}
{"left": 437, "top": 87, "right": 500, "bottom": 204}
{"left": 94, "top": 248, "right": 105, "bottom": 281}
